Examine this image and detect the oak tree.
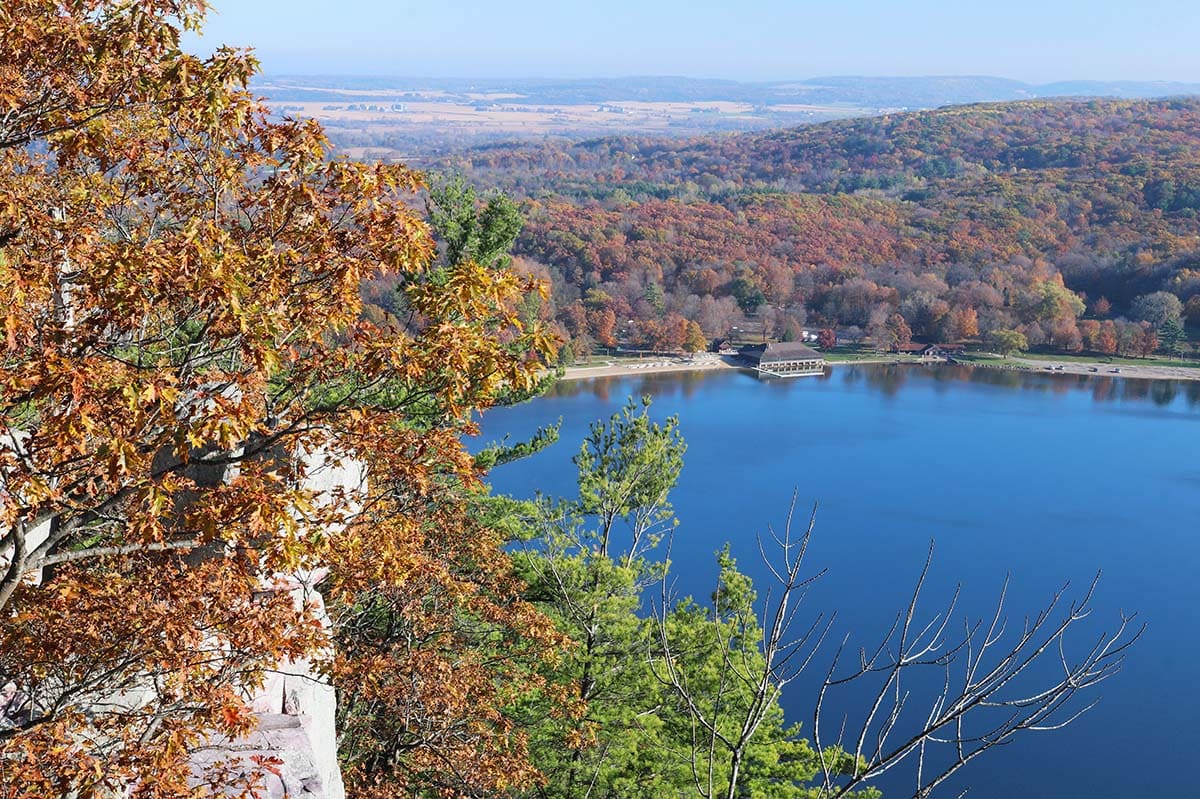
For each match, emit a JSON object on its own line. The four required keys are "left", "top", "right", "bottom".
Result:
{"left": 1, "top": 3, "right": 557, "bottom": 796}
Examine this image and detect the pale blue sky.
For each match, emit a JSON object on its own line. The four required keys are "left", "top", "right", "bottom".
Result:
{"left": 189, "top": 0, "right": 1200, "bottom": 82}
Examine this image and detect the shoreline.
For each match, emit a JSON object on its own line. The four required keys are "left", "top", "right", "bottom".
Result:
{"left": 557, "top": 354, "right": 740, "bottom": 382}
{"left": 975, "top": 355, "right": 1200, "bottom": 382}
{"left": 557, "top": 353, "right": 1200, "bottom": 383}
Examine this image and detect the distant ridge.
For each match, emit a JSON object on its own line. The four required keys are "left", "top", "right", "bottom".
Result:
{"left": 254, "top": 74, "right": 1200, "bottom": 109}
{"left": 1036, "top": 79, "right": 1200, "bottom": 97}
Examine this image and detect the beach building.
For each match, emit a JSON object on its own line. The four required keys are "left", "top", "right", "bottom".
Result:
{"left": 892, "top": 343, "right": 965, "bottom": 361}
{"left": 744, "top": 342, "right": 826, "bottom": 377}
{"left": 918, "top": 343, "right": 965, "bottom": 361}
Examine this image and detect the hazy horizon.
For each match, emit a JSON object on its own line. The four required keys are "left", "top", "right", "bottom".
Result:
{"left": 189, "top": 0, "right": 1200, "bottom": 84}
{"left": 249, "top": 71, "right": 1199, "bottom": 87}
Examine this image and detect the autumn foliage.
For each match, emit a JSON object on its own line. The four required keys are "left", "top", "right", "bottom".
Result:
{"left": 435, "top": 98, "right": 1200, "bottom": 358}
{"left": 1, "top": 2, "right": 559, "bottom": 797}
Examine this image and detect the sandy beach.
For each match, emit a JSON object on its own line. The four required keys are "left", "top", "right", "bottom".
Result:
{"left": 558, "top": 354, "right": 740, "bottom": 381}
{"left": 999, "top": 356, "right": 1200, "bottom": 381}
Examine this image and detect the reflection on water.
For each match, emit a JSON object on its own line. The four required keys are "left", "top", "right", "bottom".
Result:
{"left": 551, "top": 363, "right": 1200, "bottom": 410}
{"left": 553, "top": 367, "right": 739, "bottom": 402}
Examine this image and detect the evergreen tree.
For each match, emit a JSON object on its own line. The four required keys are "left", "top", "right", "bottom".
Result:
{"left": 502, "top": 399, "right": 870, "bottom": 799}
{"left": 1159, "top": 316, "right": 1187, "bottom": 358}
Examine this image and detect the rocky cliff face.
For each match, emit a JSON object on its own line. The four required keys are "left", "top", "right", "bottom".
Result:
{"left": 194, "top": 640, "right": 345, "bottom": 799}
{"left": 189, "top": 449, "right": 362, "bottom": 798}
{"left": 1, "top": 437, "right": 361, "bottom": 799}
{"left": 195, "top": 450, "right": 366, "bottom": 799}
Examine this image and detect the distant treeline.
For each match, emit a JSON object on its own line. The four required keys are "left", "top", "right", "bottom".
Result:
{"left": 427, "top": 98, "right": 1200, "bottom": 358}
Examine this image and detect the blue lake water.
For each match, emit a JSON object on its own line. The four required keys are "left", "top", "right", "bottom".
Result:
{"left": 477, "top": 364, "right": 1200, "bottom": 799}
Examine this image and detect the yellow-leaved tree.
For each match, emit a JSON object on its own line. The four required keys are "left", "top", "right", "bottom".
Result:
{"left": 0, "top": 2, "right": 563, "bottom": 796}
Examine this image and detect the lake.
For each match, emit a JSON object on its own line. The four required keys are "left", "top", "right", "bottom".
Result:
{"left": 477, "top": 364, "right": 1200, "bottom": 799}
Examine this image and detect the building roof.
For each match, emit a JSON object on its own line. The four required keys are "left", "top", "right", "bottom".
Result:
{"left": 756, "top": 341, "right": 824, "bottom": 364}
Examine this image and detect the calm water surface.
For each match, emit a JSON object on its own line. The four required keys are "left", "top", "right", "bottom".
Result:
{"left": 477, "top": 365, "right": 1200, "bottom": 799}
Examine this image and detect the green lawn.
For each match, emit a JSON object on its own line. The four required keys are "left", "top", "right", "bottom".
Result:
{"left": 820, "top": 345, "right": 907, "bottom": 362}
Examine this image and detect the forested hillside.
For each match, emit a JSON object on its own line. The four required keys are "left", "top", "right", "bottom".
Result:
{"left": 439, "top": 99, "right": 1200, "bottom": 357}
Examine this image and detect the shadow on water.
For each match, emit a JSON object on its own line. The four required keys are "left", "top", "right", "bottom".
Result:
{"left": 853, "top": 363, "right": 1200, "bottom": 407}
